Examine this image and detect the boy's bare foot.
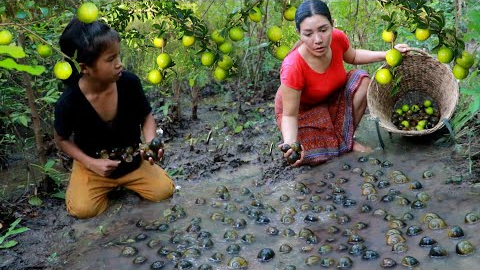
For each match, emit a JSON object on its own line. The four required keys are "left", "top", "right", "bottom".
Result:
{"left": 353, "top": 142, "right": 372, "bottom": 152}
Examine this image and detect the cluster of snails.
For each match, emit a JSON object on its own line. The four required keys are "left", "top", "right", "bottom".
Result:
{"left": 280, "top": 142, "right": 302, "bottom": 164}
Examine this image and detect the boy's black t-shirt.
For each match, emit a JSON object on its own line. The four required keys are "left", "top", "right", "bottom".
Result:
{"left": 54, "top": 71, "right": 152, "bottom": 178}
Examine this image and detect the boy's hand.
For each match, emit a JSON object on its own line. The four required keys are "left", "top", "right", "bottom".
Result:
{"left": 88, "top": 159, "right": 121, "bottom": 177}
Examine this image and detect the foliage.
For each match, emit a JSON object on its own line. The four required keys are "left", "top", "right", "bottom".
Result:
{"left": 0, "top": 218, "right": 30, "bottom": 249}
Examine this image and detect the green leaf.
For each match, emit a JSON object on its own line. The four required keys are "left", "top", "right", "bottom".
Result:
{"left": 234, "top": 125, "right": 243, "bottom": 133}
{"left": 15, "top": 11, "right": 27, "bottom": 19}
{"left": 51, "top": 191, "right": 66, "bottom": 199}
{"left": 8, "top": 227, "right": 29, "bottom": 235}
{"left": 39, "top": 7, "right": 49, "bottom": 17}
{"left": 0, "top": 240, "right": 18, "bottom": 249}
{"left": 44, "top": 159, "right": 55, "bottom": 169}
{"left": 39, "top": 96, "right": 57, "bottom": 103}
{"left": 0, "top": 45, "right": 26, "bottom": 58}
{"left": 28, "top": 196, "right": 43, "bottom": 206}
{"left": 0, "top": 58, "right": 45, "bottom": 75}
{"left": 20, "top": 115, "right": 28, "bottom": 127}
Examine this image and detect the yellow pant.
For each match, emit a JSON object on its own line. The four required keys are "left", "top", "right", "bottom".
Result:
{"left": 65, "top": 160, "right": 175, "bottom": 219}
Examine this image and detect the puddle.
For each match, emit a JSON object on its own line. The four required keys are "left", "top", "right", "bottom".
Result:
{"left": 2, "top": 112, "right": 477, "bottom": 270}
{"left": 62, "top": 138, "right": 479, "bottom": 270}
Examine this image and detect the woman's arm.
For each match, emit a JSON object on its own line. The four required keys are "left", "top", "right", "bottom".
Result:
{"left": 343, "top": 44, "right": 409, "bottom": 65}
{"left": 280, "top": 84, "right": 302, "bottom": 145}
{"left": 279, "top": 84, "right": 305, "bottom": 166}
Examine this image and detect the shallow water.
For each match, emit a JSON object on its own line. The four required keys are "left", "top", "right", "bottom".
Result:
{"left": 64, "top": 128, "right": 479, "bottom": 270}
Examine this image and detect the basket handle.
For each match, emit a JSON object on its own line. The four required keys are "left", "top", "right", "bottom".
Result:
{"left": 404, "top": 47, "right": 430, "bottom": 56}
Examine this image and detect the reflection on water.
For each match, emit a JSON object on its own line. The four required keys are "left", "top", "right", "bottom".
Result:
{"left": 65, "top": 146, "right": 479, "bottom": 270}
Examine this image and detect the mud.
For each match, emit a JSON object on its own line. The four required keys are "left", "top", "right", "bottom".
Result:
{"left": 0, "top": 93, "right": 478, "bottom": 270}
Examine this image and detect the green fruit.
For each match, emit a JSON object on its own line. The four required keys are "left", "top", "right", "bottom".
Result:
{"left": 201, "top": 51, "right": 215, "bottom": 66}
{"left": 54, "top": 61, "right": 73, "bottom": 80}
{"left": 381, "top": 30, "right": 396, "bottom": 43}
{"left": 283, "top": 6, "right": 296, "bottom": 21}
{"left": 402, "top": 104, "right": 409, "bottom": 112}
{"left": 425, "top": 107, "right": 434, "bottom": 115}
{"left": 219, "top": 42, "right": 233, "bottom": 54}
{"left": 267, "top": 26, "right": 282, "bottom": 42}
{"left": 423, "top": 100, "right": 432, "bottom": 107}
{"left": 375, "top": 68, "right": 392, "bottom": 85}
{"left": 147, "top": 70, "right": 162, "bottom": 84}
{"left": 275, "top": 45, "right": 290, "bottom": 60}
{"left": 213, "top": 66, "right": 228, "bottom": 81}
{"left": 77, "top": 2, "right": 99, "bottom": 24}
{"left": 455, "top": 51, "right": 475, "bottom": 69}
{"left": 229, "top": 27, "right": 244, "bottom": 42}
{"left": 217, "top": 55, "right": 233, "bottom": 70}
{"left": 385, "top": 48, "right": 403, "bottom": 67}
{"left": 182, "top": 35, "right": 195, "bottom": 47}
{"left": 249, "top": 7, "right": 262, "bottom": 23}
{"left": 395, "top": 108, "right": 404, "bottom": 115}
{"left": 411, "top": 104, "right": 420, "bottom": 112}
{"left": 452, "top": 64, "right": 468, "bottom": 80}
{"left": 0, "top": 29, "right": 13, "bottom": 45}
{"left": 400, "top": 120, "right": 410, "bottom": 128}
{"left": 437, "top": 46, "right": 454, "bottom": 63}
{"left": 211, "top": 30, "right": 226, "bottom": 45}
{"left": 415, "top": 28, "right": 430, "bottom": 41}
{"left": 153, "top": 37, "right": 165, "bottom": 48}
{"left": 156, "top": 53, "right": 172, "bottom": 69}
{"left": 37, "top": 44, "right": 52, "bottom": 58}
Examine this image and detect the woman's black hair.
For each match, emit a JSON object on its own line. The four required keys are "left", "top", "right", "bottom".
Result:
{"left": 295, "top": 0, "right": 333, "bottom": 32}
{"left": 59, "top": 17, "right": 120, "bottom": 87}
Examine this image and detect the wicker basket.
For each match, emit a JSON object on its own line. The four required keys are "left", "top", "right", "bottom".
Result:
{"left": 367, "top": 47, "right": 459, "bottom": 136}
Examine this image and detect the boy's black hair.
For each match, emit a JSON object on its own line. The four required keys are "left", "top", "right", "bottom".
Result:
{"left": 59, "top": 17, "right": 120, "bottom": 87}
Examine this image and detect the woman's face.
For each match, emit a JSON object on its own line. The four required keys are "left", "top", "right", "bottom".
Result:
{"left": 299, "top": 14, "right": 333, "bottom": 57}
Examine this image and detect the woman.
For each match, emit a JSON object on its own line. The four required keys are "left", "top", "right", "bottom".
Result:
{"left": 275, "top": 0, "right": 408, "bottom": 166}
{"left": 54, "top": 17, "right": 175, "bottom": 219}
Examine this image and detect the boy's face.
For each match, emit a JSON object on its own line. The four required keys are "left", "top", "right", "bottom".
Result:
{"left": 85, "top": 40, "right": 123, "bottom": 83}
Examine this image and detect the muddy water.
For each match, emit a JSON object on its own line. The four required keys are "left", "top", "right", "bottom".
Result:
{"left": 64, "top": 134, "right": 479, "bottom": 270}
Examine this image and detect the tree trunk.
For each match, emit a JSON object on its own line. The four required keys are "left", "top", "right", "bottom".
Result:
{"left": 173, "top": 81, "right": 182, "bottom": 121}
{"left": 17, "top": 31, "right": 47, "bottom": 167}
{"left": 191, "top": 86, "right": 199, "bottom": 121}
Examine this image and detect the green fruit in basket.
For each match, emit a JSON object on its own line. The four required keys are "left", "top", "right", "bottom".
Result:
{"left": 411, "top": 104, "right": 420, "bottom": 112}
{"left": 423, "top": 100, "right": 432, "bottom": 107}
{"left": 400, "top": 120, "right": 410, "bottom": 128}
{"left": 415, "top": 125, "right": 424, "bottom": 131}
{"left": 395, "top": 108, "right": 404, "bottom": 115}
{"left": 417, "top": 119, "right": 427, "bottom": 127}
{"left": 375, "top": 68, "right": 392, "bottom": 85}
{"left": 425, "top": 107, "right": 434, "bottom": 115}
{"left": 386, "top": 48, "right": 403, "bottom": 67}
{"left": 401, "top": 104, "right": 409, "bottom": 112}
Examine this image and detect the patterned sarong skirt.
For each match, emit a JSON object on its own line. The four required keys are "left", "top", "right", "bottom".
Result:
{"left": 275, "top": 69, "right": 369, "bottom": 165}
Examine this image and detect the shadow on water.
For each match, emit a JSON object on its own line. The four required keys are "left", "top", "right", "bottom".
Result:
{"left": 61, "top": 118, "right": 479, "bottom": 270}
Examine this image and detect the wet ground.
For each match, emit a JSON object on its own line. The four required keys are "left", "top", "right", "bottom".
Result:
{"left": 0, "top": 94, "right": 478, "bottom": 270}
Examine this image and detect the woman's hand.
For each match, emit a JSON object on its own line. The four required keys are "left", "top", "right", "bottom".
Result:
{"left": 394, "top": 43, "right": 409, "bottom": 54}
{"left": 278, "top": 142, "right": 305, "bottom": 167}
{"left": 87, "top": 158, "right": 121, "bottom": 177}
